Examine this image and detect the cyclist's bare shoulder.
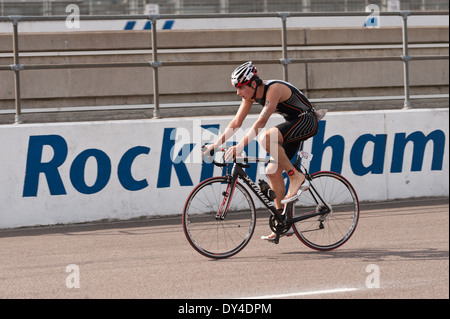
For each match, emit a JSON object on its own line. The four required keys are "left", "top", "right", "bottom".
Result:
{"left": 266, "top": 81, "right": 291, "bottom": 102}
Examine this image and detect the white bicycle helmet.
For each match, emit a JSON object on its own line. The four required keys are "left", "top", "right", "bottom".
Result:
{"left": 231, "top": 61, "right": 258, "bottom": 88}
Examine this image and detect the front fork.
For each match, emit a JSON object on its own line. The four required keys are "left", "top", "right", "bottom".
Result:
{"left": 215, "top": 175, "right": 238, "bottom": 220}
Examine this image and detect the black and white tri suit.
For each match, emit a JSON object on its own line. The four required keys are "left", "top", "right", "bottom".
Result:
{"left": 255, "top": 80, "right": 319, "bottom": 160}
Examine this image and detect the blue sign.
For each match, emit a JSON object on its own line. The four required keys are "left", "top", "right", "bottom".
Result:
{"left": 22, "top": 121, "right": 446, "bottom": 197}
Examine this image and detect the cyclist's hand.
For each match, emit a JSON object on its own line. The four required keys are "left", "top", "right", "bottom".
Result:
{"left": 225, "top": 144, "right": 243, "bottom": 162}
{"left": 201, "top": 144, "right": 215, "bottom": 159}
{"left": 224, "top": 146, "right": 235, "bottom": 162}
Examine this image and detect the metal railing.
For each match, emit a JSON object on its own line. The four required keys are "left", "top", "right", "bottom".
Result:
{"left": 2, "top": 0, "right": 449, "bottom": 16}
{"left": 0, "top": 11, "right": 449, "bottom": 124}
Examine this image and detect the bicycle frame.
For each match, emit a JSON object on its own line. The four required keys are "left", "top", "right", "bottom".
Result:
{"left": 219, "top": 161, "right": 328, "bottom": 227}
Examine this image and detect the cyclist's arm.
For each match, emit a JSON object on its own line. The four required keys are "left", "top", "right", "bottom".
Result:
{"left": 225, "top": 88, "right": 280, "bottom": 161}
{"left": 236, "top": 87, "right": 279, "bottom": 148}
{"left": 208, "top": 98, "right": 253, "bottom": 150}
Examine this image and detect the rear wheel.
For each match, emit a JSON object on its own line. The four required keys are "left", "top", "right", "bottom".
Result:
{"left": 291, "top": 171, "right": 359, "bottom": 251}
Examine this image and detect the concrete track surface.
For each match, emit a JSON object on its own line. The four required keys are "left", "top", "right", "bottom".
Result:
{"left": 0, "top": 197, "right": 448, "bottom": 300}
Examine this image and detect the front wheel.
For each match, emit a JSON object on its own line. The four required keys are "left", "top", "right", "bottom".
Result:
{"left": 182, "top": 177, "right": 256, "bottom": 259}
{"left": 291, "top": 171, "right": 360, "bottom": 251}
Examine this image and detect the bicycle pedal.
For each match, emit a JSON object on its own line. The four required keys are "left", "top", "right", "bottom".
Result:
{"left": 272, "top": 235, "right": 280, "bottom": 244}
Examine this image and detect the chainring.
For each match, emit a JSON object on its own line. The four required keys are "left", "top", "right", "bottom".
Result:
{"left": 269, "top": 215, "right": 290, "bottom": 235}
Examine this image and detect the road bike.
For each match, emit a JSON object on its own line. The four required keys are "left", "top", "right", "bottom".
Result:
{"left": 182, "top": 145, "right": 359, "bottom": 259}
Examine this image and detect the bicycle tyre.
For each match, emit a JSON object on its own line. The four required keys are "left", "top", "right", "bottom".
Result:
{"left": 291, "top": 171, "right": 359, "bottom": 251}
{"left": 183, "top": 176, "right": 256, "bottom": 259}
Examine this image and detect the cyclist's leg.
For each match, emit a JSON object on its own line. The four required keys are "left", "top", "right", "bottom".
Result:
{"left": 260, "top": 127, "right": 308, "bottom": 202}
{"left": 260, "top": 114, "right": 319, "bottom": 241}
{"left": 265, "top": 162, "right": 284, "bottom": 210}
{"left": 257, "top": 127, "right": 295, "bottom": 241}
{"left": 258, "top": 127, "right": 304, "bottom": 205}
{"left": 279, "top": 113, "right": 319, "bottom": 201}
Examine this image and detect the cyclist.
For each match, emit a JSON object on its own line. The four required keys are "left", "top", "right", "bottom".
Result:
{"left": 202, "top": 61, "right": 320, "bottom": 241}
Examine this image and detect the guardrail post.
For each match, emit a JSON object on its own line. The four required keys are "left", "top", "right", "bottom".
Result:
{"left": 10, "top": 16, "right": 22, "bottom": 124}
{"left": 279, "top": 12, "right": 290, "bottom": 82}
{"left": 401, "top": 11, "right": 411, "bottom": 110}
{"left": 149, "top": 14, "right": 161, "bottom": 119}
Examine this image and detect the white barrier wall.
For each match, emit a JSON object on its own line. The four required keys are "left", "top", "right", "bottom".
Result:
{"left": 0, "top": 108, "right": 448, "bottom": 229}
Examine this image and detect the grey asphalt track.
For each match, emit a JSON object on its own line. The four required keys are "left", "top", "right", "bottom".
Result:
{"left": 0, "top": 197, "right": 448, "bottom": 300}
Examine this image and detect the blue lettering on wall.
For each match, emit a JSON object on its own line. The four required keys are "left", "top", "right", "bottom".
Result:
{"left": 118, "top": 146, "right": 151, "bottom": 191}
{"left": 23, "top": 135, "right": 68, "bottom": 197}
{"left": 310, "top": 121, "right": 345, "bottom": 174}
{"left": 70, "top": 149, "right": 111, "bottom": 194}
{"left": 23, "top": 135, "right": 152, "bottom": 197}
{"left": 391, "top": 130, "right": 445, "bottom": 173}
{"left": 157, "top": 128, "right": 195, "bottom": 188}
{"left": 350, "top": 134, "right": 387, "bottom": 176}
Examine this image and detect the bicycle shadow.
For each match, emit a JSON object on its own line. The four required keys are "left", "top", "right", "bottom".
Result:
{"left": 281, "top": 247, "right": 449, "bottom": 262}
